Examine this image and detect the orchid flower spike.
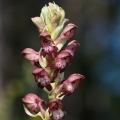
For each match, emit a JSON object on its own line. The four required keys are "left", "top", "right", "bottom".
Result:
{"left": 21, "top": 2, "right": 85, "bottom": 120}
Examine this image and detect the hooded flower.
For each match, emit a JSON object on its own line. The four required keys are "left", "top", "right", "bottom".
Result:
{"left": 32, "top": 68, "right": 52, "bottom": 91}
{"left": 54, "top": 23, "right": 77, "bottom": 45}
{"left": 40, "top": 32, "right": 58, "bottom": 56}
{"left": 54, "top": 24, "right": 77, "bottom": 51}
{"left": 53, "top": 40, "right": 80, "bottom": 72}
{"left": 22, "top": 93, "right": 47, "bottom": 117}
{"left": 50, "top": 74, "right": 85, "bottom": 97}
{"left": 49, "top": 98, "right": 65, "bottom": 120}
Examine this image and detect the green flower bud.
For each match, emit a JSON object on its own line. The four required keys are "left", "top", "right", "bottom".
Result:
{"left": 32, "top": 2, "right": 65, "bottom": 40}
{"left": 40, "top": 2, "right": 65, "bottom": 36}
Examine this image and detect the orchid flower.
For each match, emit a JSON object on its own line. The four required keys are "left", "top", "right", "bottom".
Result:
{"left": 50, "top": 74, "right": 85, "bottom": 97}
{"left": 32, "top": 68, "right": 52, "bottom": 91}
{"left": 22, "top": 93, "right": 47, "bottom": 118}
{"left": 49, "top": 98, "right": 65, "bottom": 120}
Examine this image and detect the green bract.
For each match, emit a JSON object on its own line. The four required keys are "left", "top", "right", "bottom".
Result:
{"left": 32, "top": 2, "right": 65, "bottom": 40}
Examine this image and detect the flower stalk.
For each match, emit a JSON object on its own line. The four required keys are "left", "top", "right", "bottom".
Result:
{"left": 21, "top": 2, "right": 84, "bottom": 120}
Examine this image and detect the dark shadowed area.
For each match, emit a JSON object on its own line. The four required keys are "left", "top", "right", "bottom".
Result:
{"left": 0, "top": 0, "right": 120, "bottom": 120}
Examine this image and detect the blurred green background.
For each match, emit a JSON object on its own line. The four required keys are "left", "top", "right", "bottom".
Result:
{"left": 0, "top": 0, "right": 120, "bottom": 120}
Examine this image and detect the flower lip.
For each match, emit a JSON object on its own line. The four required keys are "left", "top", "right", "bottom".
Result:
{"left": 54, "top": 58, "right": 66, "bottom": 71}
{"left": 52, "top": 109, "right": 65, "bottom": 120}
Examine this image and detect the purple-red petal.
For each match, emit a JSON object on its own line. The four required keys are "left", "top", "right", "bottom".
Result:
{"left": 61, "top": 23, "right": 78, "bottom": 39}
{"left": 64, "top": 74, "right": 85, "bottom": 83}
{"left": 54, "top": 24, "right": 78, "bottom": 45}
{"left": 22, "top": 93, "right": 40, "bottom": 104}
{"left": 21, "top": 48, "right": 39, "bottom": 61}
{"left": 56, "top": 52, "right": 70, "bottom": 59}
{"left": 32, "top": 68, "right": 44, "bottom": 75}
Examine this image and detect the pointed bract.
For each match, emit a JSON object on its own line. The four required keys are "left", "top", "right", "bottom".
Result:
{"left": 31, "top": 17, "right": 45, "bottom": 32}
